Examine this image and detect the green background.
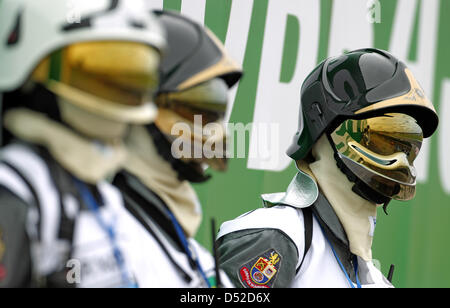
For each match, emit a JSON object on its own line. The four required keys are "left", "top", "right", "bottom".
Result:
{"left": 162, "top": 0, "right": 450, "bottom": 288}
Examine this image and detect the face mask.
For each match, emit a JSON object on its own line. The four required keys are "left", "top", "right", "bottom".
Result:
{"left": 330, "top": 113, "right": 423, "bottom": 201}
{"left": 310, "top": 135, "right": 378, "bottom": 261}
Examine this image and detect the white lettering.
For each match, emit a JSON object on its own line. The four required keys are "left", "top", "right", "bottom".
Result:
{"left": 439, "top": 79, "right": 450, "bottom": 194}
{"left": 144, "top": 0, "right": 163, "bottom": 10}
{"left": 66, "top": 0, "right": 81, "bottom": 24}
{"left": 328, "top": 0, "right": 374, "bottom": 56}
{"left": 66, "top": 259, "right": 81, "bottom": 284}
{"left": 389, "top": 0, "right": 440, "bottom": 183}
{"left": 224, "top": 0, "right": 254, "bottom": 122}
{"left": 367, "top": 0, "right": 382, "bottom": 24}
{"left": 180, "top": 0, "right": 206, "bottom": 25}
{"left": 248, "top": 0, "right": 320, "bottom": 171}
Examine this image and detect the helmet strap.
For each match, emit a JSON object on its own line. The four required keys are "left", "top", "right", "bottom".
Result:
{"left": 325, "top": 133, "right": 391, "bottom": 206}
{"left": 146, "top": 123, "right": 211, "bottom": 183}
{"left": 382, "top": 200, "right": 391, "bottom": 215}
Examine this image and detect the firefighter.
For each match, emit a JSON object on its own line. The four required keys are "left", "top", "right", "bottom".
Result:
{"left": 0, "top": 0, "right": 166, "bottom": 287}
{"left": 216, "top": 48, "right": 438, "bottom": 288}
{"left": 112, "top": 11, "right": 242, "bottom": 287}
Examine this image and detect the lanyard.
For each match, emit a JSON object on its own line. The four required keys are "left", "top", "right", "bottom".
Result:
{"left": 166, "top": 210, "right": 211, "bottom": 288}
{"left": 74, "top": 178, "right": 138, "bottom": 288}
{"left": 318, "top": 222, "right": 362, "bottom": 288}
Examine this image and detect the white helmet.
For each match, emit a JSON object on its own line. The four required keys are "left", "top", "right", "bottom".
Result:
{"left": 0, "top": 0, "right": 166, "bottom": 123}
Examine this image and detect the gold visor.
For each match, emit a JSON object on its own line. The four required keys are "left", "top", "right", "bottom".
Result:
{"left": 155, "top": 78, "right": 229, "bottom": 171}
{"left": 331, "top": 113, "right": 423, "bottom": 200}
{"left": 32, "top": 41, "right": 161, "bottom": 123}
{"left": 156, "top": 78, "right": 228, "bottom": 124}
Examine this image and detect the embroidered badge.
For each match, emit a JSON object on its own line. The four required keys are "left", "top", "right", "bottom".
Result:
{"left": 239, "top": 249, "right": 281, "bottom": 288}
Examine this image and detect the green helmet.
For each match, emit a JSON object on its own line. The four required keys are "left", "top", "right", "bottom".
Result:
{"left": 287, "top": 48, "right": 439, "bottom": 204}
{"left": 287, "top": 48, "right": 438, "bottom": 160}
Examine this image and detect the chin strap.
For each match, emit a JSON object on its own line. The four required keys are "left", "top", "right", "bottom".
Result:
{"left": 382, "top": 200, "right": 391, "bottom": 215}
{"left": 146, "top": 123, "right": 211, "bottom": 183}
{"left": 326, "top": 134, "right": 391, "bottom": 210}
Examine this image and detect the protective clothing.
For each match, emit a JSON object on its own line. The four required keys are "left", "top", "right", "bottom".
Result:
{"left": 287, "top": 48, "right": 438, "bottom": 205}
{"left": 0, "top": 0, "right": 179, "bottom": 288}
{"left": 0, "top": 0, "right": 165, "bottom": 124}
{"left": 217, "top": 49, "right": 439, "bottom": 288}
{"left": 0, "top": 142, "right": 225, "bottom": 287}
{"left": 152, "top": 10, "right": 242, "bottom": 182}
{"left": 112, "top": 10, "right": 242, "bottom": 288}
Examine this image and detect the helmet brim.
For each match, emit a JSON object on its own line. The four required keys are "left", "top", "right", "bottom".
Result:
{"left": 354, "top": 69, "right": 438, "bottom": 138}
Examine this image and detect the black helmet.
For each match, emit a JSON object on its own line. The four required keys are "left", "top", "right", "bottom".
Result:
{"left": 287, "top": 48, "right": 438, "bottom": 205}
{"left": 154, "top": 10, "right": 242, "bottom": 93}
{"left": 148, "top": 10, "right": 242, "bottom": 183}
{"left": 287, "top": 48, "right": 438, "bottom": 160}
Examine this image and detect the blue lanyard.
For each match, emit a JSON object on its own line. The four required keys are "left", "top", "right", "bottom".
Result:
{"left": 318, "top": 222, "right": 362, "bottom": 288}
{"left": 74, "top": 178, "right": 138, "bottom": 288}
{"left": 166, "top": 211, "right": 211, "bottom": 288}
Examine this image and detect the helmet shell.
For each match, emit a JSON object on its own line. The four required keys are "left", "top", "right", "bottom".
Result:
{"left": 287, "top": 48, "right": 438, "bottom": 160}
{"left": 0, "top": 0, "right": 166, "bottom": 92}
{"left": 153, "top": 10, "right": 242, "bottom": 93}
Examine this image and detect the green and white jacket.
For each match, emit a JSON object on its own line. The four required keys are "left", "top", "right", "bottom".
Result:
{"left": 217, "top": 171, "right": 394, "bottom": 288}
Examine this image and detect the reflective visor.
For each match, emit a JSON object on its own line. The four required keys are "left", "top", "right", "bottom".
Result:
{"left": 31, "top": 41, "right": 161, "bottom": 122}
{"left": 155, "top": 78, "right": 230, "bottom": 171}
{"left": 156, "top": 78, "right": 228, "bottom": 125}
{"left": 331, "top": 113, "right": 423, "bottom": 200}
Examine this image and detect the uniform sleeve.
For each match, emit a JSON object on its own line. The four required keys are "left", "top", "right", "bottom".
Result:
{"left": 217, "top": 228, "right": 299, "bottom": 288}
{"left": 0, "top": 186, "right": 32, "bottom": 288}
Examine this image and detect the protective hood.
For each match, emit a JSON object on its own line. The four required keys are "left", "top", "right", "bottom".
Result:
{"left": 309, "top": 135, "right": 378, "bottom": 261}
{"left": 3, "top": 108, "right": 126, "bottom": 184}
{"left": 123, "top": 125, "right": 203, "bottom": 237}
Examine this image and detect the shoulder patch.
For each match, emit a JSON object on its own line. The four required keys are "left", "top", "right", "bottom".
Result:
{"left": 238, "top": 249, "right": 281, "bottom": 288}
